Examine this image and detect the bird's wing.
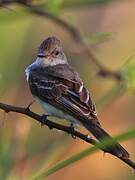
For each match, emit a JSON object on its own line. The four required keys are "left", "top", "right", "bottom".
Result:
{"left": 28, "top": 64, "right": 99, "bottom": 125}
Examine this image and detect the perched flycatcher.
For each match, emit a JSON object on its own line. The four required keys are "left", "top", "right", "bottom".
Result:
{"left": 25, "top": 36, "right": 129, "bottom": 158}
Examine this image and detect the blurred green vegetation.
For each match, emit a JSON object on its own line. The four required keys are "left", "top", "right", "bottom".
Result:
{"left": 36, "top": 127, "right": 135, "bottom": 179}
{"left": 0, "top": 0, "right": 135, "bottom": 180}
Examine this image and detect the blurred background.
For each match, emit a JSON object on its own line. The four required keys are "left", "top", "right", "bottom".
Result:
{"left": 0, "top": 0, "right": 135, "bottom": 179}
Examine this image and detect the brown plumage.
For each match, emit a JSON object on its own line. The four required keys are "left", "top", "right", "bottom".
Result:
{"left": 26, "top": 36, "right": 130, "bottom": 158}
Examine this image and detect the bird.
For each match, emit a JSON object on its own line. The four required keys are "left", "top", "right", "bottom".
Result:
{"left": 25, "top": 36, "right": 129, "bottom": 158}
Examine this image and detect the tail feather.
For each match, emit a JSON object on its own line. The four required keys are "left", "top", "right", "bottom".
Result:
{"left": 84, "top": 122, "right": 129, "bottom": 158}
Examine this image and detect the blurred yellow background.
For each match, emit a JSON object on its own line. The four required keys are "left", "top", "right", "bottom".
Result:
{"left": 0, "top": 0, "right": 135, "bottom": 179}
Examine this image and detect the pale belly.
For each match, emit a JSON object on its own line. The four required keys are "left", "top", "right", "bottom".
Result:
{"left": 36, "top": 98, "right": 82, "bottom": 125}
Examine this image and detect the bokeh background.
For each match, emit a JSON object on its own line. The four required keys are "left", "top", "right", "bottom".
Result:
{"left": 0, "top": 0, "right": 135, "bottom": 179}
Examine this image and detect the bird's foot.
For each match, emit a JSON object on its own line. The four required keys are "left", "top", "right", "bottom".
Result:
{"left": 41, "top": 114, "right": 48, "bottom": 127}
{"left": 86, "top": 134, "right": 92, "bottom": 141}
{"left": 68, "top": 123, "right": 76, "bottom": 139}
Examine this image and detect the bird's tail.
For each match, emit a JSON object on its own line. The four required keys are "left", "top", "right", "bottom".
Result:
{"left": 83, "top": 117, "right": 129, "bottom": 158}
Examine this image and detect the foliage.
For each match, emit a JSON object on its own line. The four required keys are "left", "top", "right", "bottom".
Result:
{"left": 121, "top": 55, "right": 135, "bottom": 92}
{"left": 34, "top": 128, "right": 135, "bottom": 179}
{"left": 44, "top": 0, "right": 64, "bottom": 14}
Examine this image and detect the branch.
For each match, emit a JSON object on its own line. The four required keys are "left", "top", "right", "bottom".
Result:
{"left": 0, "top": 0, "right": 122, "bottom": 80}
{"left": 0, "top": 102, "right": 135, "bottom": 170}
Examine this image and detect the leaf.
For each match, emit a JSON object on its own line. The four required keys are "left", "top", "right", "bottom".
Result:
{"left": 121, "top": 55, "right": 135, "bottom": 92}
{"left": 44, "top": 0, "right": 64, "bottom": 14}
{"left": 34, "top": 128, "right": 135, "bottom": 179}
{"left": 84, "top": 32, "right": 114, "bottom": 45}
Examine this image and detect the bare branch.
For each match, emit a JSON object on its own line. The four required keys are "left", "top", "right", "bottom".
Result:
{"left": 0, "top": 102, "right": 135, "bottom": 169}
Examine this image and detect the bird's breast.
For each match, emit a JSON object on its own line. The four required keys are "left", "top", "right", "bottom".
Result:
{"left": 36, "top": 97, "right": 81, "bottom": 125}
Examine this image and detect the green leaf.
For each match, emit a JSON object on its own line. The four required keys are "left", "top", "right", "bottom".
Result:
{"left": 45, "top": 0, "right": 64, "bottom": 14}
{"left": 84, "top": 32, "right": 114, "bottom": 45}
{"left": 121, "top": 55, "right": 135, "bottom": 92}
{"left": 33, "top": 128, "right": 135, "bottom": 179}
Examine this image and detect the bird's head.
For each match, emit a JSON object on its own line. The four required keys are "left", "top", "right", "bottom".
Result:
{"left": 36, "top": 36, "right": 68, "bottom": 66}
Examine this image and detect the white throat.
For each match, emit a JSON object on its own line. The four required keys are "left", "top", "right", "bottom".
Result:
{"left": 25, "top": 58, "right": 42, "bottom": 81}
{"left": 41, "top": 56, "right": 68, "bottom": 67}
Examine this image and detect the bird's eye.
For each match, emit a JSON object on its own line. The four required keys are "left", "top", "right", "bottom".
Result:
{"left": 54, "top": 51, "right": 59, "bottom": 56}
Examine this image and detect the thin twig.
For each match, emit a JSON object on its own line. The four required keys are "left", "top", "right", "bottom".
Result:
{"left": 0, "top": 102, "right": 135, "bottom": 169}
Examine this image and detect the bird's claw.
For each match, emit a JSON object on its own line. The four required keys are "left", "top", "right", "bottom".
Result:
{"left": 68, "top": 123, "right": 76, "bottom": 139}
{"left": 86, "top": 134, "right": 92, "bottom": 140}
{"left": 41, "top": 114, "right": 48, "bottom": 127}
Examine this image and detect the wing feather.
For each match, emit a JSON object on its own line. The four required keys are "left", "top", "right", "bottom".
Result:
{"left": 28, "top": 64, "right": 97, "bottom": 123}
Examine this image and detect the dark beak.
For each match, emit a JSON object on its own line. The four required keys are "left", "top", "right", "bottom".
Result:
{"left": 37, "top": 52, "right": 46, "bottom": 58}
